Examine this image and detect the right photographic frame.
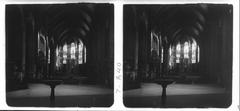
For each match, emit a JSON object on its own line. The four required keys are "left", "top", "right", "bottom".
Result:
{"left": 123, "top": 4, "right": 233, "bottom": 108}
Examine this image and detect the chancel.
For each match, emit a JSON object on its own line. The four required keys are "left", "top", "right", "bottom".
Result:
{"left": 6, "top": 3, "right": 114, "bottom": 107}
{"left": 123, "top": 4, "right": 232, "bottom": 108}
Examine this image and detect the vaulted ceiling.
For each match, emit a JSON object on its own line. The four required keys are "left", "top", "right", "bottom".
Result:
{"left": 136, "top": 4, "right": 209, "bottom": 43}
{"left": 36, "top": 4, "right": 95, "bottom": 45}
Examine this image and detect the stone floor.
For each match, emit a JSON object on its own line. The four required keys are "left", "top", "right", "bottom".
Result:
{"left": 6, "top": 83, "right": 113, "bottom": 107}
{"left": 124, "top": 83, "right": 231, "bottom": 108}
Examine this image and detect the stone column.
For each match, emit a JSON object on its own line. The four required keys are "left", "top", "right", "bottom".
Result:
{"left": 133, "top": 8, "right": 139, "bottom": 81}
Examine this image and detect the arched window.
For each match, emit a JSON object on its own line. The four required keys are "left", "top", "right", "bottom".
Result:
{"left": 37, "top": 32, "right": 48, "bottom": 65}
{"left": 70, "top": 43, "right": 76, "bottom": 59}
{"left": 169, "top": 46, "right": 173, "bottom": 67}
{"left": 176, "top": 43, "right": 181, "bottom": 63}
{"left": 184, "top": 42, "right": 189, "bottom": 59}
{"left": 171, "top": 39, "right": 199, "bottom": 64}
{"left": 48, "top": 49, "right": 50, "bottom": 64}
{"left": 55, "top": 39, "right": 86, "bottom": 68}
{"left": 63, "top": 43, "right": 68, "bottom": 64}
{"left": 56, "top": 46, "right": 60, "bottom": 67}
{"left": 38, "top": 32, "right": 46, "bottom": 56}
{"left": 78, "top": 41, "right": 83, "bottom": 64}
{"left": 191, "top": 40, "right": 197, "bottom": 63}
{"left": 151, "top": 32, "right": 160, "bottom": 55}
{"left": 84, "top": 46, "right": 86, "bottom": 63}
{"left": 169, "top": 38, "right": 200, "bottom": 72}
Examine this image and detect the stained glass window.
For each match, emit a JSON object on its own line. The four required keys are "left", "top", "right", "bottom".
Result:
{"left": 56, "top": 46, "right": 60, "bottom": 67}
{"left": 184, "top": 42, "right": 189, "bottom": 58}
{"left": 169, "top": 46, "right": 173, "bottom": 67}
{"left": 63, "top": 44, "right": 67, "bottom": 64}
{"left": 170, "top": 39, "right": 199, "bottom": 65}
{"left": 55, "top": 39, "right": 86, "bottom": 69}
{"left": 176, "top": 43, "right": 181, "bottom": 63}
{"left": 71, "top": 43, "right": 76, "bottom": 59}
{"left": 48, "top": 49, "right": 50, "bottom": 64}
{"left": 78, "top": 42, "right": 83, "bottom": 64}
{"left": 151, "top": 32, "right": 160, "bottom": 55}
{"left": 84, "top": 46, "right": 86, "bottom": 63}
{"left": 191, "top": 41, "right": 197, "bottom": 63}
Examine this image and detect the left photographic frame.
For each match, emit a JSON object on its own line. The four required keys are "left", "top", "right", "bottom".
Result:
{"left": 5, "top": 3, "right": 114, "bottom": 107}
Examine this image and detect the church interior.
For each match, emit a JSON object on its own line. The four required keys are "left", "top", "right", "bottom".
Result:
{"left": 6, "top": 3, "right": 114, "bottom": 107}
{"left": 123, "top": 4, "right": 232, "bottom": 108}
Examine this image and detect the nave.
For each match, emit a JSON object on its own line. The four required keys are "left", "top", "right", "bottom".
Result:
{"left": 123, "top": 4, "right": 233, "bottom": 108}
{"left": 6, "top": 3, "right": 114, "bottom": 107}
